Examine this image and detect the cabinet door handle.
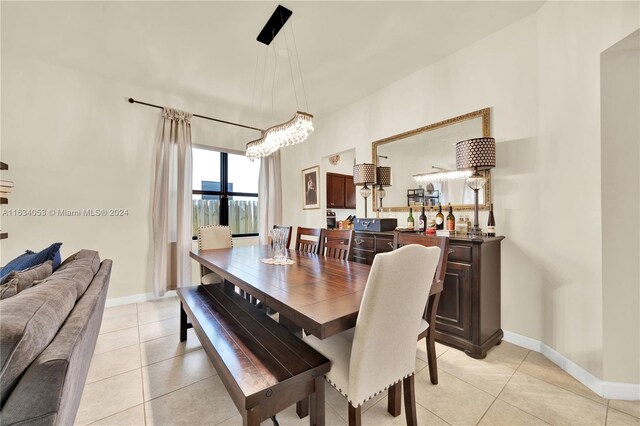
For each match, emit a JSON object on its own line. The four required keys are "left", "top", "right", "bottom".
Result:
{"left": 448, "top": 249, "right": 455, "bottom": 254}
{"left": 355, "top": 238, "right": 365, "bottom": 245}
{"left": 387, "top": 242, "right": 394, "bottom": 249}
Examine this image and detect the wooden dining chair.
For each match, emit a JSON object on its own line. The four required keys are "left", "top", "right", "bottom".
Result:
{"left": 394, "top": 233, "right": 450, "bottom": 386}
{"left": 294, "top": 227, "right": 323, "bottom": 254}
{"left": 272, "top": 225, "right": 293, "bottom": 248}
{"left": 304, "top": 245, "right": 441, "bottom": 426}
{"left": 320, "top": 229, "right": 354, "bottom": 260}
{"left": 197, "top": 225, "right": 233, "bottom": 285}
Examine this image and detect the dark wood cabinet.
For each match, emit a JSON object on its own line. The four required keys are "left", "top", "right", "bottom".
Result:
{"left": 326, "top": 173, "right": 356, "bottom": 209}
{"left": 352, "top": 231, "right": 504, "bottom": 359}
{"left": 344, "top": 175, "right": 356, "bottom": 209}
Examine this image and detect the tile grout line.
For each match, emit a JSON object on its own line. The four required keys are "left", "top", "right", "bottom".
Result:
{"left": 515, "top": 368, "right": 608, "bottom": 406}
{"left": 516, "top": 351, "right": 608, "bottom": 405}
{"left": 496, "top": 396, "right": 553, "bottom": 425}
{"left": 414, "top": 400, "right": 452, "bottom": 425}
{"left": 85, "top": 403, "right": 145, "bottom": 426}
{"left": 143, "top": 375, "right": 215, "bottom": 405}
{"left": 136, "top": 303, "right": 148, "bottom": 426}
{"left": 493, "top": 349, "right": 556, "bottom": 425}
{"left": 474, "top": 397, "right": 498, "bottom": 426}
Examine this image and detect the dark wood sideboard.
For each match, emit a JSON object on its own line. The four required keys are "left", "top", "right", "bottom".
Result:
{"left": 351, "top": 230, "right": 504, "bottom": 359}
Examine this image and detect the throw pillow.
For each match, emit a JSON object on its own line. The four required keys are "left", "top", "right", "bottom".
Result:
{"left": 0, "top": 261, "right": 53, "bottom": 300}
{"left": 0, "top": 243, "right": 62, "bottom": 282}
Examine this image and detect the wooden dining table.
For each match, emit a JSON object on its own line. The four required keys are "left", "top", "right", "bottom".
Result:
{"left": 190, "top": 245, "right": 371, "bottom": 339}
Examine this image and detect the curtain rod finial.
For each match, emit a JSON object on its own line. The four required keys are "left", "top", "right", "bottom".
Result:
{"left": 128, "top": 98, "right": 135, "bottom": 103}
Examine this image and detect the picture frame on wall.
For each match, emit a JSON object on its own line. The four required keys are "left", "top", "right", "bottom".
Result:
{"left": 302, "top": 165, "right": 320, "bottom": 210}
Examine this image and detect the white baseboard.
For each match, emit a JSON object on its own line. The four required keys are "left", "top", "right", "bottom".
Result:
{"left": 503, "top": 330, "right": 640, "bottom": 401}
{"left": 105, "top": 290, "right": 177, "bottom": 308}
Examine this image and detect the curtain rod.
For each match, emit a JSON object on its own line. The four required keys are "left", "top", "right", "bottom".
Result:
{"left": 127, "top": 98, "right": 263, "bottom": 132}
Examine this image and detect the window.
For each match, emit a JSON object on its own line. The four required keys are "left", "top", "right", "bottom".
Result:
{"left": 192, "top": 147, "right": 259, "bottom": 237}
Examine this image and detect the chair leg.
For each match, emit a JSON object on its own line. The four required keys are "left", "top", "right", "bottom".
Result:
{"left": 403, "top": 374, "right": 417, "bottom": 426}
{"left": 387, "top": 382, "right": 401, "bottom": 417}
{"left": 426, "top": 331, "right": 438, "bottom": 385}
{"left": 348, "top": 403, "right": 361, "bottom": 426}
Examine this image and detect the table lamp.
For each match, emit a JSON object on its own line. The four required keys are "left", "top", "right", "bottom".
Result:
{"left": 455, "top": 137, "right": 496, "bottom": 235}
{"left": 353, "top": 163, "right": 376, "bottom": 218}
{"left": 375, "top": 166, "right": 392, "bottom": 212}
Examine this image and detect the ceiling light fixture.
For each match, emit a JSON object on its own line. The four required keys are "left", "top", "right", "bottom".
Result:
{"left": 246, "top": 5, "right": 313, "bottom": 160}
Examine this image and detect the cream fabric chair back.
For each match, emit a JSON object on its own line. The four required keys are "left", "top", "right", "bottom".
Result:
{"left": 197, "top": 225, "right": 233, "bottom": 250}
{"left": 197, "top": 225, "right": 232, "bottom": 283}
{"left": 348, "top": 244, "right": 440, "bottom": 406}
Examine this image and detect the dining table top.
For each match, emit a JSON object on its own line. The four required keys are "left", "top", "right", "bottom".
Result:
{"left": 190, "top": 245, "right": 371, "bottom": 339}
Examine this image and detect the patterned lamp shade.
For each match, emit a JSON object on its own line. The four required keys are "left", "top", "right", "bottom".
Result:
{"left": 353, "top": 163, "right": 376, "bottom": 186}
{"left": 456, "top": 137, "right": 496, "bottom": 171}
{"left": 376, "top": 166, "right": 392, "bottom": 187}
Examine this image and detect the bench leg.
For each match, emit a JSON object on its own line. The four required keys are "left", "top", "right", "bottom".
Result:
{"left": 243, "top": 408, "right": 260, "bottom": 426}
{"left": 180, "top": 302, "right": 188, "bottom": 342}
{"left": 310, "top": 376, "right": 325, "bottom": 426}
{"left": 296, "top": 398, "right": 309, "bottom": 419}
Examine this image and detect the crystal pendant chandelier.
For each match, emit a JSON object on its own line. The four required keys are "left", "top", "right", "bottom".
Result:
{"left": 245, "top": 5, "right": 313, "bottom": 160}
{"left": 246, "top": 111, "right": 313, "bottom": 159}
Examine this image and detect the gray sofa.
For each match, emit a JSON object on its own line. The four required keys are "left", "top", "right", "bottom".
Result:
{"left": 0, "top": 250, "right": 113, "bottom": 425}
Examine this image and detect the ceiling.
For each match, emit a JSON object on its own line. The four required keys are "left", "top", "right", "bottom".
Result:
{"left": 1, "top": 1, "right": 543, "bottom": 125}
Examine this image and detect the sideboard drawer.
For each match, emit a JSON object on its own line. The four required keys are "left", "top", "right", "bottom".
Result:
{"left": 375, "top": 237, "right": 395, "bottom": 252}
{"left": 448, "top": 244, "right": 472, "bottom": 263}
{"left": 353, "top": 236, "right": 374, "bottom": 251}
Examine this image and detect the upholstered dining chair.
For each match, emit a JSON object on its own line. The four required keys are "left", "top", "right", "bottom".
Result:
{"left": 320, "top": 229, "right": 354, "bottom": 260}
{"left": 272, "top": 225, "right": 293, "bottom": 249}
{"left": 304, "top": 244, "right": 441, "bottom": 426}
{"left": 294, "top": 227, "right": 323, "bottom": 254}
{"left": 197, "top": 225, "right": 233, "bottom": 285}
{"left": 394, "top": 233, "right": 450, "bottom": 385}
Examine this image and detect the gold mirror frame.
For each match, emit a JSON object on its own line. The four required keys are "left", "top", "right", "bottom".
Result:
{"left": 372, "top": 108, "right": 491, "bottom": 212}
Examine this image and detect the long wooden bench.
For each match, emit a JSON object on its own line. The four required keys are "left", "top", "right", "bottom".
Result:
{"left": 177, "top": 284, "right": 331, "bottom": 426}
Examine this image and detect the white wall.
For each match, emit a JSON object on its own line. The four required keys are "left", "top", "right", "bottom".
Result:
{"left": 282, "top": 1, "right": 639, "bottom": 382}
{"left": 601, "top": 31, "right": 640, "bottom": 384}
{"left": 0, "top": 51, "right": 258, "bottom": 300}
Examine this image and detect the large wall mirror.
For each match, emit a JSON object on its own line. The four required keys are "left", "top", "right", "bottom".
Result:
{"left": 372, "top": 108, "right": 491, "bottom": 212}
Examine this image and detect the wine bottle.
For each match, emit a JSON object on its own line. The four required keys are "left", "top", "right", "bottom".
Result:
{"left": 446, "top": 203, "right": 455, "bottom": 231}
{"left": 435, "top": 204, "right": 444, "bottom": 230}
{"left": 419, "top": 206, "right": 427, "bottom": 232}
{"left": 487, "top": 204, "right": 496, "bottom": 237}
{"left": 407, "top": 208, "right": 415, "bottom": 230}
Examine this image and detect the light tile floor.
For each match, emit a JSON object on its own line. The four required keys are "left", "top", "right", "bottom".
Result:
{"left": 76, "top": 297, "right": 640, "bottom": 426}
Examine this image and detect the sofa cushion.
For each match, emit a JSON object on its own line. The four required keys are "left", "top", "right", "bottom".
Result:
{"left": 0, "top": 261, "right": 53, "bottom": 300}
{"left": 0, "top": 243, "right": 62, "bottom": 282}
{"left": 53, "top": 250, "right": 101, "bottom": 300}
{"left": 0, "top": 278, "right": 78, "bottom": 406}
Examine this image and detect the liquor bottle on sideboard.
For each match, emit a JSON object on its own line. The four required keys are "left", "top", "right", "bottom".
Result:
{"left": 446, "top": 203, "right": 455, "bottom": 231}
{"left": 487, "top": 203, "right": 496, "bottom": 237}
{"left": 407, "top": 208, "right": 415, "bottom": 230}
{"left": 418, "top": 206, "right": 427, "bottom": 232}
{"left": 435, "top": 204, "right": 444, "bottom": 230}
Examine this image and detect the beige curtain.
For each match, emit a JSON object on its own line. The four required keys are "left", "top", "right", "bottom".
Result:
{"left": 258, "top": 150, "right": 282, "bottom": 245}
{"left": 152, "top": 108, "right": 193, "bottom": 296}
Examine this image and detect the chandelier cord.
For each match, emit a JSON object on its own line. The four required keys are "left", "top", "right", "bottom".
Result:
{"left": 282, "top": 18, "right": 300, "bottom": 111}
{"left": 259, "top": 43, "right": 268, "bottom": 119}
{"left": 290, "top": 20, "right": 309, "bottom": 112}
{"left": 250, "top": 44, "right": 260, "bottom": 125}
{"left": 271, "top": 29, "right": 277, "bottom": 119}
